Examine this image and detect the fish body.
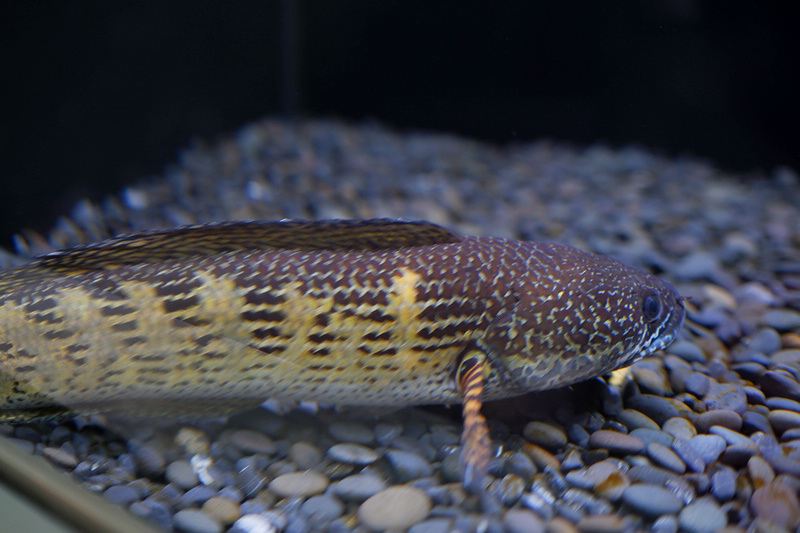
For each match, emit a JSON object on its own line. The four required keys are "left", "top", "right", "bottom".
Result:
{"left": 0, "top": 219, "right": 684, "bottom": 488}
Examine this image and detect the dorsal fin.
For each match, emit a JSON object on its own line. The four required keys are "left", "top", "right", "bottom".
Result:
{"left": 0, "top": 220, "right": 462, "bottom": 293}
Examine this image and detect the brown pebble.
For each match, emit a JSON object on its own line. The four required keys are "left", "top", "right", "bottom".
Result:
{"left": 695, "top": 409, "right": 743, "bottom": 433}
{"left": 588, "top": 430, "right": 645, "bottom": 455}
{"left": 631, "top": 366, "right": 672, "bottom": 396}
{"left": 747, "top": 455, "right": 775, "bottom": 488}
{"left": 585, "top": 460, "right": 631, "bottom": 501}
{"left": 576, "top": 514, "right": 630, "bottom": 533}
{"left": 522, "top": 443, "right": 561, "bottom": 472}
{"left": 662, "top": 417, "right": 697, "bottom": 440}
{"left": 749, "top": 480, "right": 800, "bottom": 529}
{"left": 229, "top": 429, "right": 277, "bottom": 455}
{"left": 782, "top": 333, "right": 800, "bottom": 349}
{"left": 523, "top": 421, "right": 568, "bottom": 451}
{"left": 202, "top": 496, "right": 241, "bottom": 525}
{"left": 545, "top": 517, "right": 580, "bottom": 533}
{"left": 41, "top": 446, "right": 79, "bottom": 469}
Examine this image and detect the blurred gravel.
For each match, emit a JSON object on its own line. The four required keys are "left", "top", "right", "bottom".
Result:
{"left": 3, "top": 118, "right": 800, "bottom": 532}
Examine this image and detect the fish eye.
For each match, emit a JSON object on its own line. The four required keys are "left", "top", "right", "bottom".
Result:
{"left": 643, "top": 294, "right": 661, "bottom": 322}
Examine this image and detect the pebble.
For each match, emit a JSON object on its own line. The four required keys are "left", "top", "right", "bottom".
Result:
{"left": 288, "top": 441, "right": 323, "bottom": 469}
{"left": 721, "top": 444, "right": 758, "bottom": 467}
{"left": 749, "top": 328, "right": 783, "bottom": 354}
{"left": 268, "top": 471, "right": 329, "bottom": 498}
{"left": 229, "top": 514, "right": 277, "bottom": 533}
{"left": 523, "top": 444, "right": 561, "bottom": 472}
{"left": 671, "top": 438, "right": 706, "bottom": 473}
{"left": 761, "top": 309, "right": 800, "bottom": 331}
{"left": 588, "top": 430, "right": 644, "bottom": 455}
{"left": 357, "top": 486, "right": 432, "bottom": 531}
{"left": 632, "top": 366, "right": 671, "bottom": 396}
{"left": 709, "top": 426, "right": 752, "bottom": 446}
{"left": 678, "top": 499, "right": 727, "bottom": 533}
{"left": 166, "top": 460, "right": 200, "bottom": 490}
{"left": 179, "top": 486, "right": 216, "bottom": 507}
{"left": 682, "top": 372, "right": 711, "bottom": 397}
{"left": 408, "top": 518, "right": 455, "bottom": 533}
{"left": 328, "top": 421, "right": 375, "bottom": 444}
{"left": 747, "top": 455, "right": 775, "bottom": 487}
{"left": 617, "top": 409, "right": 659, "bottom": 431}
{"left": 202, "top": 496, "right": 241, "bottom": 525}
{"left": 766, "top": 396, "right": 800, "bottom": 412}
{"left": 103, "top": 484, "right": 141, "bottom": 506}
{"left": 546, "top": 517, "right": 580, "bottom": 533}
{"left": 502, "top": 508, "right": 545, "bottom": 533}
{"left": 374, "top": 423, "right": 403, "bottom": 446}
{"left": 133, "top": 445, "right": 167, "bottom": 477}
{"left": 705, "top": 384, "right": 748, "bottom": 414}
{"left": 494, "top": 474, "right": 526, "bottom": 506}
{"left": 327, "top": 443, "right": 380, "bottom": 465}
{"left": 41, "top": 446, "right": 79, "bottom": 469}
{"left": 621, "top": 483, "right": 683, "bottom": 517}
{"left": 761, "top": 371, "right": 800, "bottom": 401}
{"left": 668, "top": 341, "right": 707, "bottom": 363}
{"left": 385, "top": 449, "right": 434, "bottom": 481}
{"left": 173, "top": 509, "right": 223, "bottom": 533}
{"left": 330, "top": 473, "right": 387, "bottom": 502}
{"left": 628, "top": 465, "right": 679, "bottom": 486}
{"left": 130, "top": 500, "right": 173, "bottom": 531}
{"left": 575, "top": 514, "right": 630, "bottom": 533}
{"left": 651, "top": 514, "right": 679, "bottom": 533}
{"left": 647, "top": 442, "right": 686, "bottom": 474}
{"left": 300, "top": 494, "right": 344, "bottom": 522}
{"left": 625, "top": 395, "right": 679, "bottom": 425}
{"left": 229, "top": 430, "right": 277, "bottom": 455}
{"left": 506, "top": 451, "right": 538, "bottom": 481}
{"left": 773, "top": 349, "right": 800, "bottom": 366}
{"left": 694, "top": 409, "right": 743, "bottom": 433}
{"left": 584, "top": 461, "right": 630, "bottom": 500}
{"left": 749, "top": 480, "right": 800, "bottom": 529}
{"left": 768, "top": 409, "right": 800, "bottom": 432}
{"left": 662, "top": 417, "right": 697, "bottom": 440}
{"left": 710, "top": 467, "right": 737, "bottom": 501}
{"left": 674, "top": 251, "right": 720, "bottom": 281}
{"left": 523, "top": 421, "right": 568, "bottom": 450}
{"left": 688, "top": 435, "right": 727, "bottom": 464}
{"left": 630, "top": 428, "right": 673, "bottom": 448}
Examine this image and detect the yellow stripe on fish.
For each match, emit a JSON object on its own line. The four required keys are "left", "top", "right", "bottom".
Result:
{"left": 0, "top": 219, "right": 685, "bottom": 490}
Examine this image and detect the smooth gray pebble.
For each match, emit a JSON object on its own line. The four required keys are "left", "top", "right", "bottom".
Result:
{"left": 166, "top": 460, "right": 199, "bottom": 490}
{"left": 679, "top": 499, "right": 728, "bottom": 533}
{"left": 622, "top": 483, "right": 683, "bottom": 517}
{"left": 300, "top": 494, "right": 345, "bottom": 522}
{"left": 173, "top": 509, "right": 223, "bottom": 533}
{"left": 331, "top": 473, "right": 388, "bottom": 502}
{"left": 386, "top": 449, "right": 433, "bottom": 481}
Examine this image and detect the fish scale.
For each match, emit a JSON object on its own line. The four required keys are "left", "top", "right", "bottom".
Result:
{"left": 0, "top": 218, "right": 684, "bottom": 490}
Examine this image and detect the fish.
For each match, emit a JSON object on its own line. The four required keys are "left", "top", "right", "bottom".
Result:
{"left": 0, "top": 218, "right": 684, "bottom": 490}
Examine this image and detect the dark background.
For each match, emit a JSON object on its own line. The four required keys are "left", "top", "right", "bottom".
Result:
{"left": 1, "top": 2, "right": 797, "bottom": 249}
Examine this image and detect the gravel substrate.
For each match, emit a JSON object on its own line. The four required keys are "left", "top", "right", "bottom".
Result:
{"left": 3, "top": 118, "right": 800, "bottom": 532}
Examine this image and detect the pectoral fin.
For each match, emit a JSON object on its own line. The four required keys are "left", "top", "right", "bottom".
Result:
{"left": 456, "top": 347, "right": 491, "bottom": 493}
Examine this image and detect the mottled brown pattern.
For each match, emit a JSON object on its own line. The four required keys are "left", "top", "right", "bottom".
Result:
{"left": 0, "top": 219, "right": 684, "bottom": 423}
